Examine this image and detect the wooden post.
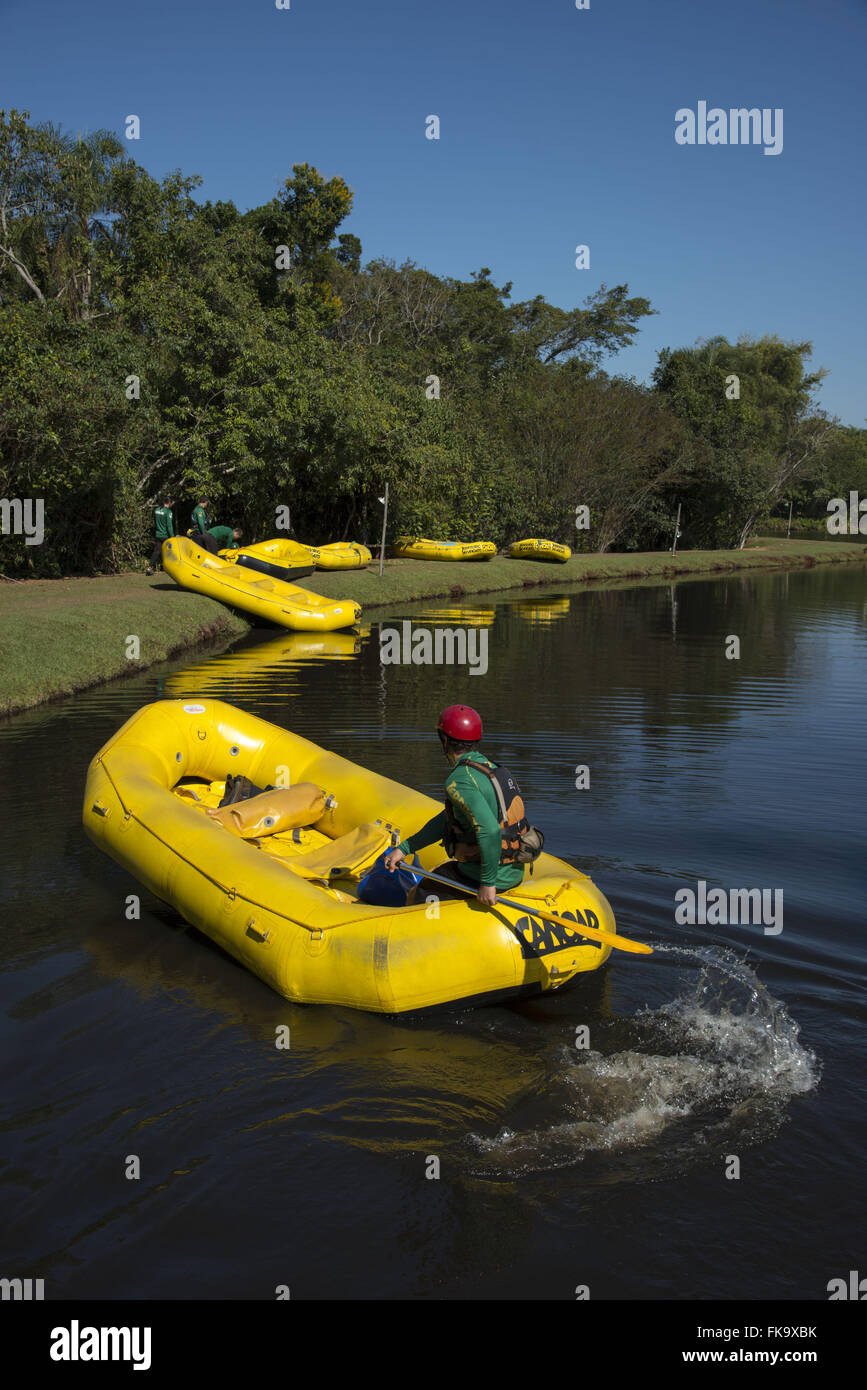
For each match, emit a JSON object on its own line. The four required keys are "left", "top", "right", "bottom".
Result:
{"left": 379, "top": 483, "right": 389, "bottom": 578}
{"left": 786, "top": 499, "right": 793, "bottom": 539}
{"left": 671, "top": 502, "right": 682, "bottom": 556}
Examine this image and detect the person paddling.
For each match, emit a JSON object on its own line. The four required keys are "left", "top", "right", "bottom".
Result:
{"left": 146, "top": 496, "right": 174, "bottom": 575}
{"left": 384, "top": 705, "right": 543, "bottom": 905}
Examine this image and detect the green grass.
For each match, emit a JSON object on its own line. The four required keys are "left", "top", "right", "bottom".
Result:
{"left": 2, "top": 538, "right": 864, "bottom": 718}
{"left": 0, "top": 573, "right": 247, "bottom": 717}
{"left": 301, "top": 537, "right": 867, "bottom": 609}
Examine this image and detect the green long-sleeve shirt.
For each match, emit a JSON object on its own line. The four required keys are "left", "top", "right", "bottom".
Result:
{"left": 398, "top": 751, "right": 525, "bottom": 890}
{"left": 208, "top": 525, "right": 238, "bottom": 549}
{"left": 153, "top": 505, "right": 174, "bottom": 540}
{"left": 191, "top": 504, "right": 210, "bottom": 533}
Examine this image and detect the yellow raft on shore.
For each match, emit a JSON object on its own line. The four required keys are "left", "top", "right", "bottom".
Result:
{"left": 83, "top": 700, "right": 617, "bottom": 1013}
{"left": 393, "top": 536, "right": 496, "bottom": 561}
{"left": 219, "top": 538, "right": 313, "bottom": 569}
{"left": 221, "top": 539, "right": 372, "bottom": 571}
{"left": 312, "top": 541, "right": 372, "bottom": 570}
{"left": 162, "top": 537, "right": 360, "bottom": 632}
{"left": 509, "top": 538, "right": 572, "bottom": 563}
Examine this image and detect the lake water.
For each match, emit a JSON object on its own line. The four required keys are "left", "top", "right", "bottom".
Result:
{"left": 1, "top": 562, "right": 865, "bottom": 1300}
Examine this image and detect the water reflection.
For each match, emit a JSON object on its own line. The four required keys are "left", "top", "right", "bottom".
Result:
{"left": 410, "top": 606, "right": 496, "bottom": 628}
{"left": 3, "top": 563, "right": 866, "bottom": 1299}
{"left": 160, "top": 627, "right": 370, "bottom": 701}
{"left": 514, "top": 596, "right": 571, "bottom": 625}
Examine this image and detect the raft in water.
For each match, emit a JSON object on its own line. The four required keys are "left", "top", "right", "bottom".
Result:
{"left": 83, "top": 699, "right": 617, "bottom": 1013}
{"left": 162, "top": 537, "right": 360, "bottom": 632}
{"left": 393, "top": 536, "right": 496, "bottom": 561}
{"left": 509, "top": 538, "right": 572, "bottom": 563}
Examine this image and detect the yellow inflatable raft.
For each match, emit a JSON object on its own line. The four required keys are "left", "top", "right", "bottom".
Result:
{"left": 220, "top": 538, "right": 315, "bottom": 569}
{"left": 83, "top": 700, "right": 617, "bottom": 1014}
{"left": 509, "top": 538, "right": 572, "bottom": 563}
{"left": 311, "top": 541, "right": 372, "bottom": 570}
{"left": 162, "top": 537, "right": 361, "bottom": 632}
{"left": 221, "top": 539, "right": 372, "bottom": 571}
{"left": 393, "top": 536, "right": 496, "bottom": 561}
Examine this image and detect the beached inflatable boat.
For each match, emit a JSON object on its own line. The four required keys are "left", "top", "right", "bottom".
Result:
{"left": 219, "top": 538, "right": 315, "bottom": 582}
{"left": 311, "top": 541, "right": 372, "bottom": 570}
{"left": 509, "top": 538, "right": 572, "bottom": 563}
{"left": 393, "top": 537, "right": 496, "bottom": 561}
{"left": 83, "top": 700, "right": 617, "bottom": 1013}
{"left": 222, "top": 539, "right": 371, "bottom": 573}
{"left": 162, "top": 537, "right": 360, "bottom": 632}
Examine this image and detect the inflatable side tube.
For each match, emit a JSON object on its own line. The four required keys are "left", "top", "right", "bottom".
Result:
{"left": 233, "top": 553, "right": 316, "bottom": 583}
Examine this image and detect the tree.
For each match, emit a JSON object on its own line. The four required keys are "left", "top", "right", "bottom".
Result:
{"left": 653, "top": 336, "right": 829, "bottom": 548}
{"left": 0, "top": 108, "right": 125, "bottom": 318}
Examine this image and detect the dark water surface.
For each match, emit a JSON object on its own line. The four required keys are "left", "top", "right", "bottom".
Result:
{"left": 1, "top": 564, "right": 865, "bottom": 1300}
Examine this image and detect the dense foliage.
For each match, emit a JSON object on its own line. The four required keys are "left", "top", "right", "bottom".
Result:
{"left": 0, "top": 109, "right": 861, "bottom": 576}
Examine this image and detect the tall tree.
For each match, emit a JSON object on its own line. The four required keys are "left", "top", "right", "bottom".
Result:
{"left": 653, "top": 336, "right": 830, "bottom": 547}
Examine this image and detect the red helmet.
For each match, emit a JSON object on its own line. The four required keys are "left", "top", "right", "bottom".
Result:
{"left": 437, "top": 705, "right": 483, "bottom": 742}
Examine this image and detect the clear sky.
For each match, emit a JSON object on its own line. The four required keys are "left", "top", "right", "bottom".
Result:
{"left": 2, "top": 0, "right": 864, "bottom": 423}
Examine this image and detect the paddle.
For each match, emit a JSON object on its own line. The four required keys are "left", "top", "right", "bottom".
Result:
{"left": 407, "top": 860, "right": 652, "bottom": 956}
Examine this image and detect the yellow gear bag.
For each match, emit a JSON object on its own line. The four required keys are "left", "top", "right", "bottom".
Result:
{"left": 206, "top": 782, "right": 326, "bottom": 838}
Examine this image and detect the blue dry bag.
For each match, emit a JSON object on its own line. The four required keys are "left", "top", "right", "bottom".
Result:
{"left": 357, "top": 852, "right": 422, "bottom": 907}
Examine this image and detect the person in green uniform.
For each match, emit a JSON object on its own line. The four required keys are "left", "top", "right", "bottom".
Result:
{"left": 208, "top": 525, "right": 243, "bottom": 550}
{"left": 384, "top": 705, "right": 541, "bottom": 905}
{"left": 190, "top": 498, "right": 210, "bottom": 536}
{"left": 146, "top": 497, "right": 174, "bottom": 574}
{"left": 189, "top": 498, "right": 223, "bottom": 552}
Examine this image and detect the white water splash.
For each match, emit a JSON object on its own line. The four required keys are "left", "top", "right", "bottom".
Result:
{"left": 469, "top": 945, "right": 820, "bottom": 1176}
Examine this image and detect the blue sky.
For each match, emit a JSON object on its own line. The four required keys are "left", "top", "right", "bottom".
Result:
{"left": 2, "top": 0, "right": 864, "bottom": 423}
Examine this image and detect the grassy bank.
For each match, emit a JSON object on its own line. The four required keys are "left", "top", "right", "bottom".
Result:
{"left": 0, "top": 574, "right": 247, "bottom": 717}
{"left": 2, "top": 538, "right": 864, "bottom": 718}
{"left": 303, "top": 537, "right": 867, "bottom": 608}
